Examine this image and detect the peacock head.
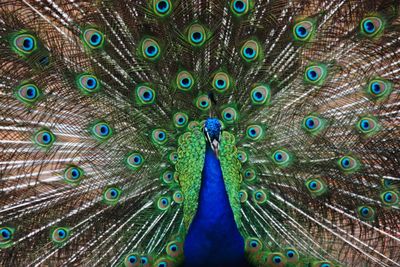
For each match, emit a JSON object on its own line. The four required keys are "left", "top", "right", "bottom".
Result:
{"left": 204, "top": 118, "right": 221, "bottom": 153}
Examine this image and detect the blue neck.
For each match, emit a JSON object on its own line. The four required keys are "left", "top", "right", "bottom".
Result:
{"left": 184, "top": 145, "right": 246, "bottom": 267}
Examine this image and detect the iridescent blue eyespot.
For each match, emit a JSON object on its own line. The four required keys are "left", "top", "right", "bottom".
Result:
{"left": 12, "top": 33, "right": 37, "bottom": 54}
{"left": 83, "top": 29, "right": 105, "bottom": 49}
{"left": 191, "top": 31, "right": 204, "bottom": 44}
{"left": 156, "top": 0, "right": 169, "bottom": 13}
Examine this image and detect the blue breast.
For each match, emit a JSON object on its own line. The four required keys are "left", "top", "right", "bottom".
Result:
{"left": 183, "top": 145, "right": 248, "bottom": 267}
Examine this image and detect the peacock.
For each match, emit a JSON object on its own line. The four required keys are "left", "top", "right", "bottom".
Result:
{"left": 0, "top": 0, "right": 399, "bottom": 266}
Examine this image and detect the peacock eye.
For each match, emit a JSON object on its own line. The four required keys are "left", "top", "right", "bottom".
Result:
{"left": 267, "top": 253, "right": 287, "bottom": 266}
{"left": 12, "top": 33, "right": 37, "bottom": 54}
{"left": 356, "top": 116, "right": 379, "bottom": 136}
{"left": 243, "top": 168, "right": 256, "bottom": 183}
{"left": 168, "top": 151, "right": 178, "bottom": 164}
{"left": 103, "top": 187, "right": 122, "bottom": 204}
{"left": 196, "top": 95, "right": 211, "bottom": 111}
{"left": 91, "top": 122, "right": 112, "bottom": 141}
{"left": 173, "top": 190, "right": 184, "bottom": 204}
{"left": 245, "top": 237, "right": 262, "bottom": 253}
{"left": 357, "top": 206, "right": 376, "bottom": 221}
{"left": 338, "top": 155, "right": 360, "bottom": 173}
{"left": 304, "top": 64, "right": 327, "bottom": 85}
{"left": 251, "top": 84, "right": 270, "bottom": 105}
{"left": 141, "top": 38, "right": 161, "bottom": 60}
{"left": 16, "top": 84, "right": 41, "bottom": 105}
{"left": 237, "top": 149, "right": 248, "bottom": 163}
{"left": 136, "top": 84, "right": 156, "bottom": 105}
{"left": 305, "top": 178, "right": 327, "bottom": 197}
{"left": 241, "top": 40, "right": 260, "bottom": 62}
{"left": 246, "top": 125, "right": 263, "bottom": 140}
{"left": 166, "top": 240, "right": 183, "bottom": 257}
{"left": 231, "top": 0, "right": 250, "bottom": 16}
{"left": 157, "top": 196, "right": 171, "bottom": 210}
{"left": 187, "top": 24, "right": 207, "bottom": 47}
{"left": 83, "top": 29, "right": 104, "bottom": 49}
{"left": 33, "top": 129, "right": 56, "bottom": 148}
{"left": 212, "top": 72, "right": 231, "bottom": 93}
{"left": 360, "top": 17, "right": 384, "bottom": 37}
{"left": 77, "top": 74, "right": 100, "bottom": 94}
{"left": 366, "top": 78, "right": 392, "bottom": 100}
{"left": 284, "top": 248, "right": 299, "bottom": 263}
{"left": 315, "top": 261, "right": 333, "bottom": 267}
{"left": 126, "top": 152, "right": 144, "bottom": 170}
{"left": 380, "top": 191, "right": 399, "bottom": 206}
{"left": 64, "top": 165, "right": 84, "bottom": 184}
{"left": 271, "top": 149, "right": 291, "bottom": 167}
{"left": 221, "top": 107, "right": 238, "bottom": 124}
{"left": 0, "top": 227, "right": 14, "bottom": 248}
{"left": 161, "top": 170, "right": 174, "bottom": 184}
{"left": 238, "top": 190, "right": 248, "bottom": 203}
{"left": 154, "top": 0, "right": 172, "bottom": 17}
{"left": 51, "top": 227, "right": 70, "bottom": 244}
{"left": 152, "top": 129, "right": 168, "bottom": 145}
{"left": 293, "top": 20, "right": 315, "bottom": 41}
{"left": 252, "top": 189, "right": 268, "bottom": 204}
{"left": 176, "top": 71, "right": 194, "bottom": 91}
{"left": 173, "top": 112, "right": 188, "bottom": 128}
{"left": 154, "top": 258, "right": 173, "bottom": 267}
{"left": 302, "top": 115, "right": 325, "bottom": 135}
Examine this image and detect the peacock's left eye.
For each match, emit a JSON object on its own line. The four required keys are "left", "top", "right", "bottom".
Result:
{"left": 338, "top": 155, "right": 360, "bottom": 173}
{"left": 103, "top": 187, "right": 122, "bottom": 204}
{"left": 196, "top": 95, "right": 211, "bottom": 111}
{"left": 173, "top": 190, "right": 184, "bottom": 204}
{"left": 231, "top": 0, "right": 250, "bottom": 16}
{"left": 357, "top": 206, "right": 376, "bottom": 221}
{"left": 271, "top": 149, "right": 291, "bottom": 167}
{"left": 77, "top": 74, "right": 100, "bottom": 94}
{"left": 251, "top": 84, "right": 270, "bottom": 105}
{"left": 51, "top": 227, "right": 70, "bottom": 244}
{"left": 252, "top": 189, "right": 268, "bottom": 204}
{"left": 246, "top": 125, "right": 263, "bottom": 140}
{"left": 157, "top": 196, "right": 171, "bottom": 210}
{"left": 361, "top": 17, "right": 384, "bottom": 37}
{"left": 241, "top": 40, "right": 260, "bottom": 62}
{"left": 33, "top": 129, "right": 56, "bottom": 148}
{"left": 304, "top": 64, "right": 327, "bottom": 85}
{"left": 126, "top": 152, "right": 144, "bottom": 170}
{"left": 212, "top": 72, "right": 231, "bottom": 93}
{"left": 16, "top": 84, "right": 41, "bottom": 104}
{"left": 293, "top": 20, "right": 315, "bottom": 41}
{"left": 83, "top": 29, "right": 104, "bottom": 49}
{"left": 152, "top": 129, "right": 168, "bottom": 145}
{"left": 176, "top": 71, "right": 194, "bottom": 91}
{"left": 239, "top": 190, "right": 248, "bottom": 203}
{"left": 141, "top": 38, "right": 161, "bottom": 60}
{"left": 154, "top": 0, "right": 172, "bottom": 16}
{"left": 91, "top": 122, "right": 112, "bottom": 140}
{"left": 305, "top": 178, "right": 327, "bottom": 197}
{"left": 221, "top": 107, "right": 238, "bottom": 124}
{"left": 188, "top": 24, "right": 207, "bottom": 47}
{"left": 245, "top": 237, "right": 262, "bottom": 253}
{"left": 173, "top": 112, "right": 188, "bottom": 128}
{"left": 243, "top": 168, "right": 257, "bottom": 183}
{"left": 284, "top": 248, "right": 299, "bottom": 263}
{"left": 380, "top": 190, "right": 399, "bottom": 206}
{"left": 13, "top": 33, "right": 37, "bottom": 54}
{"left": 136, "top": 84, "right": 156, "bottom": 105}
{"left": 64, "top": 165, "right": 84, "bottom": 184}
